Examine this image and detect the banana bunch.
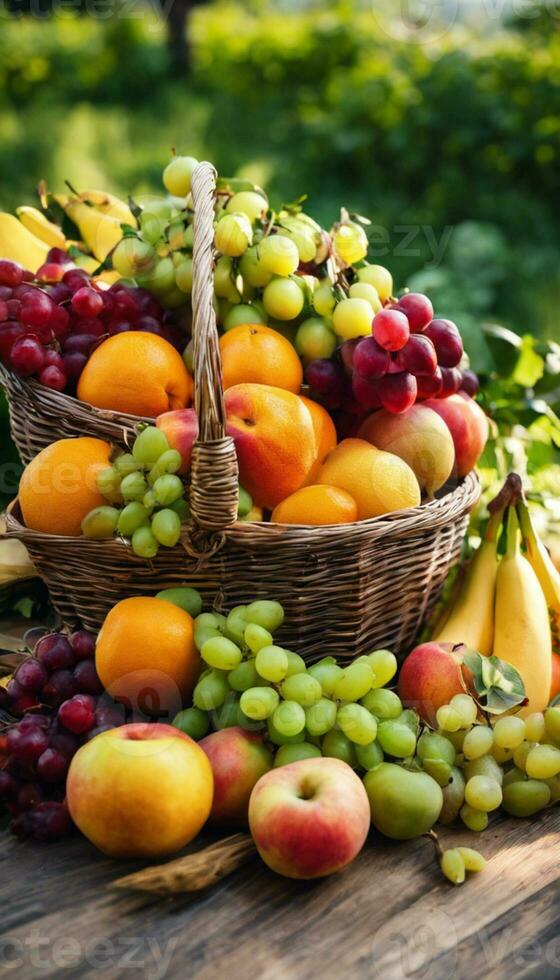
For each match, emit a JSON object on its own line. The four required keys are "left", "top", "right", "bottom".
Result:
{"left": 434, "top": 476, "right": 558, "bottom": 714}
{"left": 0, "top": 212, "right": 51, "bottom": 271}
{"left": 53, "top": 189, "right": 136, "bottom": 263}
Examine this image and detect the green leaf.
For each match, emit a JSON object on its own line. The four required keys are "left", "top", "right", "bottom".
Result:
{"left": 463, "top": 649, "right": 527, "bottom": 714}
{"left": 216, "top": 176, "right": 260, "bottom": 194}
{"left": 513, "top": 335, "right": 545, "bottom": 388}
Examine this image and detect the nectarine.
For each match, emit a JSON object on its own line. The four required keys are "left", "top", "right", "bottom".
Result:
{"left": 200, "top": 727, "right": 273, "bottom": 825}
{"left": 423, "top": 393, "right": 488, "bottom": 478}
{"left": 397, "top": 642, "right": 474, "bottom": 726}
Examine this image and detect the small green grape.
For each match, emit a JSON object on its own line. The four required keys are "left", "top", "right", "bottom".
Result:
{"left": 245, "top": 600, "right": 285, "bottom": 632}
{"left": 440, "top": 848, "right": 465, "bottom": 885}
{"left": 121, "top": 472, "right": 149, "bottom": 503}
{"left": 285, "top": 651, "right": 306, "bottom": 677}
{"left": 460, "top": 803, "right": 488, "bottom": 832}
{"left": 131, "top": 524, "right": 159, "bottom": 558}
{"left": 114, "top": 453, "right": 140, "bottom": 477}
{"left": 502, "top": 779, "right": 551, "bottom": 817}
{"left": 201, "top": 636, "right": 243, "bottom": 671}
{"left": 272, "top": 700, "right": 306, "bottom": 738}
{"left": 436, "top": 705, "right": 463, "bottom": 733}
{"left": 322, "top": 729, "right": 357, "bottom": 767}
{"left": 281, "top": 673, "right": 322, "bottom": 707}
{"left": 228, "top": 659, "right": 260, "bottom": 693}
{"left": 493, "top": 716, "right": 526, "bottom": 750}
{"left": 463, "top": 753, "right": 503, "bottom": 786}
{"left": 172, "top": 706, "right": 209, "bottom": 740}
{"left": 449, "top": 694, "right": 478, "bottom": 728}
{"left": 255, "top": 645, "right": 289, "bottom": 683}
{"left": 155, "top": 586, "right": 202, "bottom": 617}
{"left": 361, "top": 688, "right": 402, "bottom": 719}
{"left": 304, "top": 698, "right": 337, "bottom": 737}
{"left": 273, "top": 743, "right": 321, "bottom": 767}
{"left": 333, "top": 662, "right": 374, "bottom": 702}
{"left": 96, "top": 466, "right": 123, "bottom": 503}
{"left": 365, "top": 649, "right": 398, "bottom": 688}
{"left": 148, "top": 450, "right": 183, "bottom": 484}
{"left": 152, "top": 474, "right": 183, "bottom": 506}
{"left": 117, "top": 502, "right": 150, "bottom": 537}
{"left": 377, "top": 720, "right": 416, "bottom": 758}
{"left": 355, "top": 740, "right": 384, "bottom": 771}
{"left": 244, "top": 622, "right": 273, "bottom": 655}
{"left": 337, "top": 703, "right": 378, "bottom": 746}
{"left": 81, "top": 506, "right": 119, "bottom": 539}
{"left": 464, "top": 775, "right": 502, "bottom": 812}
{"left": 132, "top": 427, "right": 169, "bottom": 467}
{"left": 240, "top": 686, "right": 279, "bottom": 721}
{"left": 225, "top": 606, "right": 249, "bottom": 645}
{"left": 463, "top": 725, "right": 494, "bottom": 760}
{"left": 307, "top": 659, "right": 344, "bottom": 697}
{"left": 193, "top": 669, "right": 229, "bottom": 711}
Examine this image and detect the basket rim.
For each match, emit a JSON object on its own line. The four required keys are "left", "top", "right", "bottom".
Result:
{"left": 3, "top": 471, "right": 480, "bottom": 550}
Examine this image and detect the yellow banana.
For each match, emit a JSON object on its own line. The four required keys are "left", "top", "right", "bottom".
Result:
{"left": 518, "top": 499, "right": 560, "bottom": 654}
{"left": 77, "top": 190, "right": 136, "bottom": 227}
{"left": 433, "top": 506, "right": 502, "bottom": 655}
{"left": 493, "top": 508, "right": 552, "bottom": 716}
{"left": 16, "top": 206, "right": 66, "bottom": 249}
{"left": 0, "top": 213, "right": 48, "bottom": 270}
{"left": 60, "top": 200, "right": 122, "bottom": 262}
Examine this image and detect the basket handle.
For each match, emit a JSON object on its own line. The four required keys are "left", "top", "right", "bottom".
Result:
{"left": 187, "top": 162, "right": 239, "bottom": 539}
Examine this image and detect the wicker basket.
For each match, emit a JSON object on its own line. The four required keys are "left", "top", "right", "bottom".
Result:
{"left": 1, "top": 162, "right": 480, "bottom": 661}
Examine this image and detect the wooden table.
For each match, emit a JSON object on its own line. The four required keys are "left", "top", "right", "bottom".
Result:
{"left": 1, "top": 808, "right": 558, "bottom": 979}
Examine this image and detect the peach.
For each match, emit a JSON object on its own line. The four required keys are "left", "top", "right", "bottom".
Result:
{"left": 397, "top": 642, "right": 475, "bottom": 726}
{"left": 66, "top": 723, "right": 213, "bottom": 858}
{"left": 156, "top": 407, "right": 198, "bottom": 474}
{"left": 358, "top": 404, "right": 455, "bottom": 497}
{"left": 422, "top": 393, "right": 488, "bottom": 478}
{"left": 248, "top": 757, "right": 370, "bottom": 879}
{"left": 200, "top": 727, "right": 273, "bottom": 825}
{"left": 299, "top": 396, "right": 338, "bottom": 486}
{"left": 225, "top": 384, "right": 318, "bottom": 509}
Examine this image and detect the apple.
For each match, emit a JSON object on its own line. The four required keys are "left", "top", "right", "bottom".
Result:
{"left": 156, "top": 407, "right": 198, "bottom": 474}
{"left": 248, "top": 757, "right": 370, "bottom": 879}
{"left": 423, "top": 393, "right": 488, "bottom": 478}
{"left": 363, "top": 762, "right": 443, "bottom": 839}
{"left": 200, "top": 727, "right": 273, "bottom": 826}
{"left": 66, "top": 722, "right": 213, "bottom": 858}
{"left": 397, "top": 641, "right": 474, "bottom": 726}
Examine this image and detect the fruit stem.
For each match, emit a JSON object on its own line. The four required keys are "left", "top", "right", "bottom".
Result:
{"left": 425, "top": 828, "right": 444, "bottom": 860}
{"left": 516, "top": 498, "right": 537, "bottom": 556}
{"left": 505, "top": 505, "right": 520, "bottom": 559}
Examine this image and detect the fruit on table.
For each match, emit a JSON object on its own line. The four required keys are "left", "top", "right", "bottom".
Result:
{"left": 358, "top": 404, "right": 455, "bottom": 497}
{"left": 66, "top": 723, "right": 213, "bottom": 858}
{"left": 397, "top": 642, "right": 475, "bottom": 726}
{"left": 317, "top": 438, "right": 420, "bottom": 520}
{"left": 363, "top": 762, "right": 443, "bottom": 839}
{"left": 423, "top": 393, "right": 488, "bottom": 477}
{"left": 225, "top": 383, "right": 319, "bottom": 509}
{"left": 200, "top": 726, "right": 273, "bottom": 825}
{"left": 434, "top": 502, "right": 502, "bottom": 655}
{"left": 248, "top": 757, "right": 370, "bottom": 879}
{"left": 271, "top": 484, "right": 357, "bottom": 525}
{"left": 0, "top": 213, "right": 49, "bottom": 269}
{"left": 19, "top": 436, "right": 111, "bottom": 536}
{"left": 77, "top": 332, "right": 193, "bottom": 417}
{"left": 156, "top": 407, "right": 198, "bottom": 473}
{"left": 219, "top": 323, "right": 303, "bottom": 393}
{"left": 95, "top": 596, "right": 200, "bottom": 715}
{"left": 493, "top": 508, "right": 551, "bottom": 716}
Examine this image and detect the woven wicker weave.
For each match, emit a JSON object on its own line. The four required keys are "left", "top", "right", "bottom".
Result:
{"left": 1, "top": 162, "right": 480, "bottom": 660}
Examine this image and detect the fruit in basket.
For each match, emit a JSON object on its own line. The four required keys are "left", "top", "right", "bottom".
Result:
{"left": 19, "top": 437, "right": 111, "bottom": 536}
{"left": 363, "top": 762, "right": 443, "bottom": 839}
{"left": 358, "top": 405, "right": 455, "bottom": 497}
{"left": 397, "top": 642, "right": 474, "bottom": 726}
{"left": 493, "top": 508, "right": 551, "bottom": 716}
{"left": 95, "top": 596, "right": 200, "bottom": 716}
{"left": 219, "top": 324, "right": 303, "bottom": 393}
{"left": 225, "top": 384, "right": 318, "bottom": 508}
{"left": 200, "top": 727, "right": 273, "bottom": 825}
{"left": 66, "top": 723, "right": 213, "bottom": 857}
{"left": 271, "top": 485, "right": 357, "bottom": 525}
{"left": 156, "top": 408, "right": 198, "bottom": 473}
{"left": 423, "top": 393, "right": 488, "bottom": 478}
{"left": 77, "top": 333, "right": 193, "bottom": 417}
{"left": 299, "top": 396, "right": 337, "bottom": 484}
{"left": 248, "top": 757, "right": 370, "bottom": 879}
{"left": 317, "top": 438, "right": 420, "bottom": 520}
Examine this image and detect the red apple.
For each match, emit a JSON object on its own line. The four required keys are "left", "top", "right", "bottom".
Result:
{"left": 248, "top": 757, "right": 370, "bottom": 879}
{"left": 66, "top": 722, "right": 213, "bottom": 857}
{"left": 398, "top": 642, "right": 475, "bottom": 726}
{"left": 423, "top": 393, "right": 488, "bottom": 478}
{"left": 200, "top": 727, "right": 273, "bottom": 826}
{"left": 156, "top": 407, "right": 198, "bottom": 474}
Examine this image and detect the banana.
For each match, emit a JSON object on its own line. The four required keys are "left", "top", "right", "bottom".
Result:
{"left": 76, "top": 190, "right": 136, "bottom": 227}
{"left": 0, "top": 213, "right": 48, "bottom": 270}
{"left": 433, "top": 506, "right": 502, "bottom": 655}
{"left": 16, "top": 206, "right": 66, "bottom": 249}
{"left": 518, "top": 499, "right": 560, "bottom": 653}
{"left": 60, "top": 200, "right": 122, "bottom": 262}
{"left": 493, "top": 507, "right": 552, "bottom": 716}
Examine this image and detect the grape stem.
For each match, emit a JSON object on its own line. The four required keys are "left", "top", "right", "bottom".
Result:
{"left": 425, "top": 829, "right": 444, "bottom": 861}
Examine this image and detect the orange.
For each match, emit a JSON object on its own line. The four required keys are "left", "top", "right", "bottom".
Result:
{"left": 220, "top": 324, "right": 303, "bottom": 393}
{"left": 95, "top": 596, "right": 200, "bottom": 714}
{"left": 300, "top": 396, "right": 338, "bottom": 485}
{"left": 19, "top": 437, "right": 111, "bottom": 536}
{"left": 225, "top": 383, "right": 318, "bottom": 509}
{"left": 317, "top": 438, "right": 421, "bottom": 520}
{"left": 271, "top": 485, "right": 358, "bottom": 525}
{"left": 77, "top": 333, "right": 193, "bottom": 418}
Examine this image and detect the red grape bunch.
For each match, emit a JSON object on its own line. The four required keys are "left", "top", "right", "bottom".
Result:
{"left": 0, "top": 256, "right": 184, "bottom": 394}
{"left": 306, "top": 287, "right": 479, "bottom": 417}
{"left": 0, "top": 629, "right": 123, "bottom": 841}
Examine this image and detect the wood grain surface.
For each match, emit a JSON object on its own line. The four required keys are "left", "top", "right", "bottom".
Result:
{"left": 1, "top": 808, "right": 558, "bottom": 980}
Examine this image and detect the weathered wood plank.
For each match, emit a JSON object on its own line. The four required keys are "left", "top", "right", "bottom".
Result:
{"left": 1, "top": 808, "right": 558, "bottom": 979}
